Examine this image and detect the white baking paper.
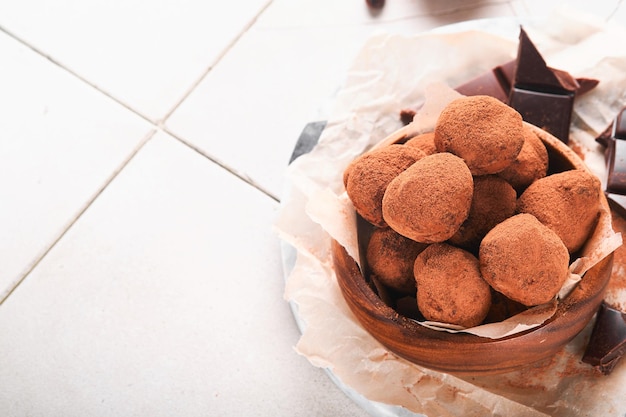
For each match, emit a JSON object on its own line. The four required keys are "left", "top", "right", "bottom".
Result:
{"left": 276, "top": 8, "right": 626, "bottom": 417}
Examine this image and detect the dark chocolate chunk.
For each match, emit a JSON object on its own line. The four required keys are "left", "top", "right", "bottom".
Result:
{"left": 497, "top": 60, "right": 517, "bottom": 91}
{"left": 582, "top": 302, "right": 626, "bottom": 375}
{"left": 509, "top": 87, "right": 574, "bottom": 142}
{"left": 514, "top": 29, "right": 566, "bottom": 89}
{"left": 607, "top": 138, "right": 626, "bottom": 194}
{"left": 551, "top": 68, "right": 580, "bottom": 92}
{"left": 509, "top": 28, "right": 577, "bottom": 143}
{"left": 596, "top": 121, "right": 615, "bottom": 148}
{"left": 614, "top": 107, "right": 626, "bottom": 139}
{"left": 406, "top": 28, "right": 598, "bottom": 140}
{"left": 596, "top": 107, "right": 626, "bottom": 149}
{"left": 399, "top": 108, "right": 417, "bottom": 125}
{"left": 455, "top": 60, "right": 514, "bottom": 103}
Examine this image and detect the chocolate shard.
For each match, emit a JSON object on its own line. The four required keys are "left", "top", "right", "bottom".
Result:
{"left": 614, "top": 106, "right": 626, "bottom": 139}
{"left": 509, "top": 87, "right": 574, "bottom": 142}
{"left": 600, "top": 107, "right": 626, "bottom": 214}
{"left": 455, "top": 60, "right": 515, "bottom": 103}
{"left": 399, "top": 108, "right": 417, "bottom": 125}
{"left": 596, "top": 122, "right": 615, "bottom": 148}
{"left": 509, "top": 28, "right": 576, "bottom": 143}
{"left": 406, "top": 28, "right": 600, "bottom": 138}
{"left": 513, "top": 29, "right": 565, "bottom": 89}
{"left": 606, "top": 138, "right": 626, "bottom": 194}
{"left": 582, "top": 302, "right": 626, "bottom": 375}
{"left": 551, "top": 67, "right": 580, "bottom": 92}
{"left": 576, "top": 77, "right": 600, "bottom": 96}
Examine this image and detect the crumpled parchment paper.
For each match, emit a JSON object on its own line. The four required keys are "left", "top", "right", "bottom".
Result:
{"left": 276, "top": 8, "right": 626, "bottom": 417}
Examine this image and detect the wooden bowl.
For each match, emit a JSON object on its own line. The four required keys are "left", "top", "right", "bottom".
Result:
{"left": 333, "top": 124, "right": 614, "bottom": 375}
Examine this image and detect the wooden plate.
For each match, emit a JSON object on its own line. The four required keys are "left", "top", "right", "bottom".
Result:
{"left": 333, "top": 124, "right": 614, "bottom": 375}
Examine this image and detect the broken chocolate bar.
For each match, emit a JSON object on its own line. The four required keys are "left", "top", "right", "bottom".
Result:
{"left": 607, "top": 138, "right": 626, "bottom": 195}
{"left": 455, "top": 60, "right": 515, "bottom": 103}
{"left": 582, "top": 302, "right": 626, "bottom": 375}
{"left": 508, "top": 29, "right": 577, "bottom": 143}
{"left": 598, "top": 106, "right": 626, "bottom": 211}
{"left": 596, "top": 122, "right": 615, "bottom": 148}
{"left": 614, "top": 106, "right": 626, "bottom": 139}
{"left": 509, "top": 87, "right": 574, "bottom": 143}
{"left": 450, "top": 28, "right": 599, "bottom": 143}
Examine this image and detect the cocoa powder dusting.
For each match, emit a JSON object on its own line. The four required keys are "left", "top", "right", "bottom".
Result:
{"left": 434, "top": 95, "right": 524, "bottom": 175}
{"left": 479, "top": 213, "right": 570, "bottom": 306}
{"left": 382, "top": 152, "right": 473, "bottom": 243}
{"left": 605, "top": 208, "right": 626, "bottom": 312}
{"left": 516, "top": 169, "right": 601, "bottom": 253}
{"left": 345, "top": 144, "right": 425, "bottom": 227}
{"left": 405, "top": 132, "right": 438, "bottom": 155}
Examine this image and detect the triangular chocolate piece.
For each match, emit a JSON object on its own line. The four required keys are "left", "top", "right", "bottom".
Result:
{"left": 514, "top": 28, "right": 565, "bottom": 91}
{"left": 509, "top": 27, "right": 576, "bottom": 142}
{"left": 575, "top": 77, "right": 599, "bottom": 96}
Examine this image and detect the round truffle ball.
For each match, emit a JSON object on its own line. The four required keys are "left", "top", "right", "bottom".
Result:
{"left": 479, "top": 213, "right": 570, "bottom": 306}
{"left": 405, "top": 132, "right": 437, "bottom": 155}
{"left": 483, "top": 289, "right": 528, "bottom": 323}
{"left": 413, "top": 243, "right": 492, "bottom": 327}
{"left": 382, "top": 152, "right": 473, "bottom": 243}
{"left": 498, "top": 126, "right": 549, "bottom": 193}
{"left": 345, "top": 144, "right": 425, "bottom": 227}
{"left": 366, "top": 227, "right": 427, "bottom": 294}
{"left": 516, "top": 169, "right": 601, "bottom": 253}
{"left": 448, "top": 175, "right": 517, "bottom": 252}
{"left": 434, "top": 95, "right": 524, "bottom": 175}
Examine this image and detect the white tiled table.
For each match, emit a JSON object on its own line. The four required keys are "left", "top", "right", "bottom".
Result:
{"left": 0, "top": 1, "right": 625, "bottom": 416}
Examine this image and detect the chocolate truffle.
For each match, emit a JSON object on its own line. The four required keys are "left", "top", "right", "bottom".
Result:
{"left": 483, "top": 289, "right": 527, "bottom": 323}
{"left": 404, "top": 132, "right": 437, "bottom": 155}
{"left": 413, "top": 243, "right": 492, "bottom": 327}
{"left": 382, "top": 152, "right": 473, "bottom": 243}
{"left": 434, "top": 95, "right": 524, "bottom": 175}
{"left": 498, "top": 126, "right": 549, "bottom": 193}
{"left": 345, "top": 144, "right": 426, "bottom": 227}
{"left": 479, "top": 213, "right": 570, "bottom": 306}
{"left": 448, "top": 175, "right": 517, "bottom": 252}
{"left": 366, "top": 227, "right": 427, "bottom": 294}
{"left": 517, "top": 169, "right": 601, "bottom": 253}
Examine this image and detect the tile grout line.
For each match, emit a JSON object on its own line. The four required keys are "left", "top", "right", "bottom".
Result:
{"left": 0, "top": 15, "right": 279, "bottom": 202}
{"left": 153, "top": 0, "right": 280, "bottom": 203}
{"left": 607, "top": 0, "right": 625, "bottom": 21}
{"left": 162, "top": 126, "right": 280, "bottom": 202}
{"left": 0, "top": 26, "right": 156, "bottom": 128}
{"left": 0, "top": 130, "right": 157, "bottom": 306}
{"left": 158, "top": 0, "right": 275, "bottom": 124}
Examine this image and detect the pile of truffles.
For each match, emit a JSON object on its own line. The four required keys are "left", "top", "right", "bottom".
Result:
{"left": 344, "top": 95, "right": 602, "bottom": 328}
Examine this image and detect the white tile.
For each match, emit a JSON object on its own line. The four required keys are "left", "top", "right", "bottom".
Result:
{"left": 0, "top": 0, "right": 270, "bottom": 121}
{"left": 0, "top": 31, "right": 153, "bottom": 300}
{"left": 0, "top": 132, "right": 364, "bottom": 417}
{"left": 608, "top": 1, "right": 626, "bottom": 27}
{"left": 510, "top": 0, "right": 621, "bottom": 21}
{"left": 165, "top": 1, "right": 516, "bottom": 200}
